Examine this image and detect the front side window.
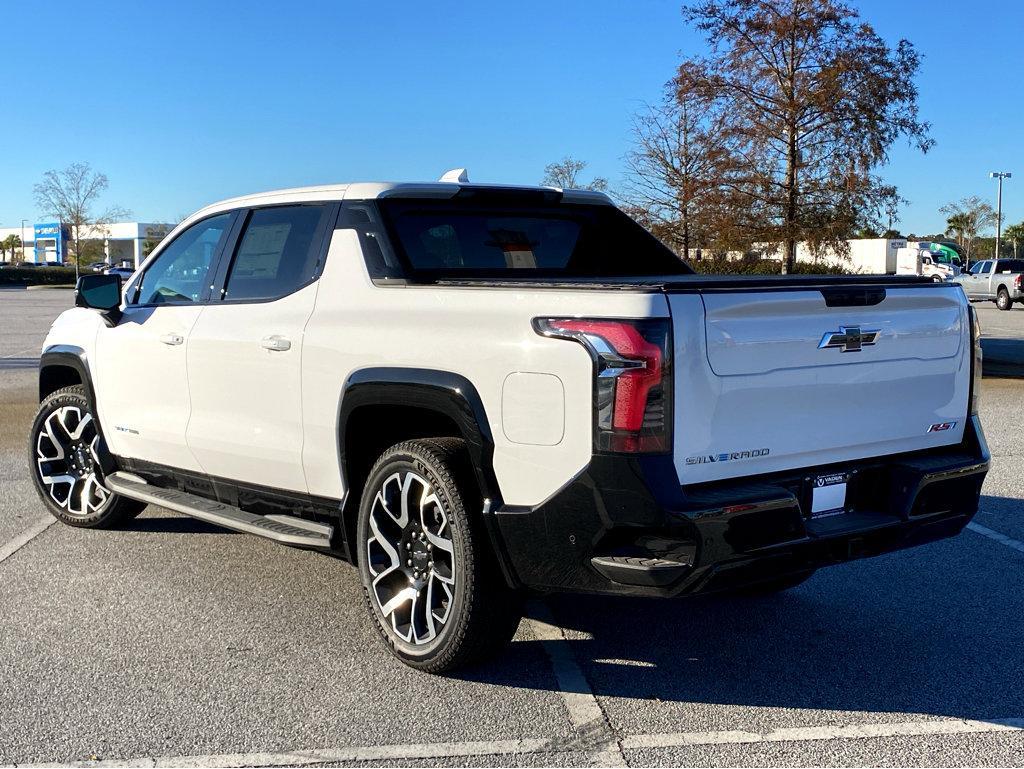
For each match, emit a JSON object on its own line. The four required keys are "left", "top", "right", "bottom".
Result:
{"left": 134, "top": 214, "right": 232, "bottom": 305}
{"left": 222, "top": 205, "right": 329, "bottom": 301}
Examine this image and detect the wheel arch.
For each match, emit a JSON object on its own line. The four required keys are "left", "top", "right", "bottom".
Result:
{"left": 337, "top": 368, "right": 518, "bottom": 587}
{"left": 39, "top": 345, "right": 93, "bottom": 404}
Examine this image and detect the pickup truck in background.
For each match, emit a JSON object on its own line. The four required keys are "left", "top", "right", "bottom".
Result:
{"left": 955, "top": 258, "right": 1024, "bottom": 310}
{"left": 30, "top": 175, "right": 990, "bottom": 672}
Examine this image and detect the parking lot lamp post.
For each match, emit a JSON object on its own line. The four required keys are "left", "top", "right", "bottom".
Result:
{"left": 991, "top": 172, "right": 1012, "bottom": 260}
{"left": 20, "top": 219, "right": 26, "bottom": 263}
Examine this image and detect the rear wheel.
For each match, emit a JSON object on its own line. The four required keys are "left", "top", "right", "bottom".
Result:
{"left": 997, "top": 288, "right": 1012, "bottom": 310}
{"left": 27, "top": 385, "right": 145, "bottom": 528}
{"left": 356, "top": 438, "right": 521, "bottom": 673}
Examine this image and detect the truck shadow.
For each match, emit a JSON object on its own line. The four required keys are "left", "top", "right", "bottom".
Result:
{"left": 468, "top": 495, "right": 1024, "bottom": 723}
{"left": 981, "top": 338, "right": 1024, "bottom": 378}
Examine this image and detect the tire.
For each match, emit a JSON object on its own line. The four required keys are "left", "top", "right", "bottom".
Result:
{"left": 356, "top": 438, "right": 521, "bottom": 673}
{"left": 726, "top": 569, "right": 817, "bottom": 597}
{"left": 27, "top": 385, "right": 146, "bottom": 528}
{"left": 997, "top": 288, "right": 1012, "bottom": 310}
{"left": 932, "top": 275, "right": 943, "bottom": 283}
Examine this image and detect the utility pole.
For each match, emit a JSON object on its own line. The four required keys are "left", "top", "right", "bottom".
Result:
{"left": 990, "top": 171, "right": 1012, "bottom": 260}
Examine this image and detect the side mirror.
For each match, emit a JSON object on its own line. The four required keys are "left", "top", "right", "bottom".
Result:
{"left": 76, "top": 273, "right": 122, "bottom": 324}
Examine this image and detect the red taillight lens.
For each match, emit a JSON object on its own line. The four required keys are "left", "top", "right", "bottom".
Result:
{"left": 1015, "top": 274, "right": 1022, "bottom": 291}
{"left": 535, "top": 317, "right": 672, "bottom": 453}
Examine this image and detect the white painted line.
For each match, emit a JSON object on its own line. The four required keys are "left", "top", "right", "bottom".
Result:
{"left": 526, "top": 601, "right": 626, "bottom": 766}
{"left": 24, "top": 717, "right": 1024, "bottom": 767}
{"left": 621, "top": 717, "right": 1024, "bottom": 750}
{"left": 30, "top": 738, "right": 552, "bottom": 768}
{"left": 0, "top": 515, "right": 56, "bottom": 566}
{"left": 967, "top": 522, "right": 1024, "bottom": 555}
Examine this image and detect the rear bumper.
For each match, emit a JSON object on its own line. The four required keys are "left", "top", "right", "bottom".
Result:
{"left": 494, "top": 416, "right": 990, "bottom": 597}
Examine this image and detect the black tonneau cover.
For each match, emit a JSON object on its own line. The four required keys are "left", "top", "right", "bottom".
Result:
{"left": 431, "top": 273, "right": 943, "bottom": 293}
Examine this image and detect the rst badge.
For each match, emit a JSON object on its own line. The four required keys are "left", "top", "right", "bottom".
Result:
{"left": 818, "top": 326, "right": 879, "bottom": 353}
{"left": 928, "top": 421, "right": 957, "bottom": 433}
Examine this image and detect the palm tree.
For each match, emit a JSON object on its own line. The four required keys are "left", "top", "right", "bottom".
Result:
{"left": 1003, "top": 222, "right": 1024, "bottom": 258}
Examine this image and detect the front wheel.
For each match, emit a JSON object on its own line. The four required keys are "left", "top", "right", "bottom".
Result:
{"left": 27, "top": 385, "right": 145, "bottom": 528}
{"left": 356, "top": 438, "right": 521, "bottom": 673}
{"left": 997, "top": 288, "right": 1012, "bottom": 310}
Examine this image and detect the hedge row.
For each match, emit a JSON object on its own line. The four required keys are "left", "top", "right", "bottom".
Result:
{"left": 0, "top": 267, "right": 79, "bottom": 286}
{"left": 687, "top": 257, "right": 850, "bottom": 275}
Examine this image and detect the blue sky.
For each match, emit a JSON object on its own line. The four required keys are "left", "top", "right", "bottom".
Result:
{"left": 2, "top": 0, "right": 1021, "bottom": 235}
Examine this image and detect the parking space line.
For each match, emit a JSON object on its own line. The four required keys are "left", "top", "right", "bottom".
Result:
{"left": 0, "top": 515, "right": 56, "bottom": 566}
{"left": 525, "top": 601, "right": 626, "bottom": 766}
{"left": 620, "top": 716, "right": 1024, "bottom": 750}
{"left": 27, "top": 717, "right": 1024, "bottom": 767}
{"left": 967, "top": 522, "right": 1024, "bottom": 555}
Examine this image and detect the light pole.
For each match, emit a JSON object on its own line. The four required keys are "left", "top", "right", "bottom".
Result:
{"left": 20, "top": 219, "right": 27, "bottom": 264}
{"left": 990, "top": 171, "right": 1012, "bottom": 260}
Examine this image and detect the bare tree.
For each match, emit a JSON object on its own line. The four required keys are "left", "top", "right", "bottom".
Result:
{"left": 623, "top": 91, "right": 734, "bottom": 259}
{"left": 541, "top": 157, "right": 608, "bottom": 192}
{"left": 678, "top": 0, "right": 932, "bottom": 273}
{"left": 33, "top": 162, "right": 130, "bottom": 278}
{"left": 940, "top": 196, "right": 996, "bottom": 262}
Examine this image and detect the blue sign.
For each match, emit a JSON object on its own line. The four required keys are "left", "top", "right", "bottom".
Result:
{"left": 34, "top": 222, "right": 67, "bottom": 263}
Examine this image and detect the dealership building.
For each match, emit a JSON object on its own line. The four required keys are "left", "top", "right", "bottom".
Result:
{"left": 0, "top": 221, "right": 170, "bottom": 266}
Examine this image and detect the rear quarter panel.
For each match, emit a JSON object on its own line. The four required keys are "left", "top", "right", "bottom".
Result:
{"left": 301, "top": 229, "right": 668, "bottom": 508}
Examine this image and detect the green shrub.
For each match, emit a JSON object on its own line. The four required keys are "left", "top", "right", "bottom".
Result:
{"left": 0, "top": 266, "right": 79, "bottom": 286}
{"left": 687, "top": 258, "right": 850, "bottom": 275}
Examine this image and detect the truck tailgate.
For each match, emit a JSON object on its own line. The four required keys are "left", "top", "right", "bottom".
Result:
{"left": 669, "top": 285, "right": 971, "bottom": 485}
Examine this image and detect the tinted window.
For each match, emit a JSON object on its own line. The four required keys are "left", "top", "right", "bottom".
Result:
{"left": 222, "top": 205, "right": 328, "bottom": 301}
{"left": 379, "top": 199, "right": 690, "bottom": 278}
{"left": 981, "top": 261, "right": 993, "bottom": 274}
{"left": 135, "top": 214, "right": 232, "bottom": 305}
{"left": 995, "top": 260, "right": 1024, "bottom": 273}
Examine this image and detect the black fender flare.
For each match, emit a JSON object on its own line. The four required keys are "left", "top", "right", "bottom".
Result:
{"left": 39, "top": 345, "right": 95, "bottom": 405}
{"left": 337, "top": 367, "right": 519, "bottom": 587}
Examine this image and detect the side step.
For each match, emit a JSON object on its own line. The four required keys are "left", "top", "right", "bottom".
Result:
{"left": 105, "top": 471, "right": 333, "bottom": 548}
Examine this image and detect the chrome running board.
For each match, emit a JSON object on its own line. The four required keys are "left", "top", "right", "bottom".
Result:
{"left": 105, "top": 471, "right": 333, "bottom": 548}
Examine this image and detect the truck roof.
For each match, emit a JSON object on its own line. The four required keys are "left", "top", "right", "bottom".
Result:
{"left": 192, "top": 181, "right": 614, "bottom": 219}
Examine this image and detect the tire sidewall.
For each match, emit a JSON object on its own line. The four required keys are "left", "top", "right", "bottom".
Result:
{"left": 997, "top": 290, "right": 1010, "bottom": 310}
{"left": 356, "top": 445, "right": 473, "bottom": 665}
{"left": 27, "top": 387, "right": 116, "bottom": 527}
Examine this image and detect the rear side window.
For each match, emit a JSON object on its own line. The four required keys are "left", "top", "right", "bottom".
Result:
{"left": 378, "top": 198, "right": 690, "bottom": 279}
{"left": 980, "top": 261, "right": 993, "bottom": 274}
{"left": 996, "top": 260, "right": 1024, "bottom": 273}
{"left": 222, "top": 205, "right": 330, "bottom": 301}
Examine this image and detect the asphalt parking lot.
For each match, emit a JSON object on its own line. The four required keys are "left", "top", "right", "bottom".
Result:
{"left": 1, "top": 289, "right": 1022, "bottom": 768}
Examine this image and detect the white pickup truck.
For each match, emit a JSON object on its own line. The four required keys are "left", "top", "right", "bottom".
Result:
{"left": 29, "top": 177, "right": 990, "bottom": 672}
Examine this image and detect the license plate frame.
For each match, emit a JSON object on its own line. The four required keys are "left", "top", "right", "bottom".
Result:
{"left": 809, "top": 471, "right": 850, "bottom": 519}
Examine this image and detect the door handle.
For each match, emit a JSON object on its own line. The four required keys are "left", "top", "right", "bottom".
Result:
{"left": 159, "top": 333, "right": 184, "bottom": 346}
{"left": 261, "top": 335, "right": 292, "bottom": 352}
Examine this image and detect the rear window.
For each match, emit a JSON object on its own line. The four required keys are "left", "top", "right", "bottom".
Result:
{"left": 377, "top": 198, "right": 690, "bottom": 279}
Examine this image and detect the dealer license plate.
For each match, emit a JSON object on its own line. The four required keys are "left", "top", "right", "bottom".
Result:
{"left": 811, "top": 472, "right": 849, "bottom": 518}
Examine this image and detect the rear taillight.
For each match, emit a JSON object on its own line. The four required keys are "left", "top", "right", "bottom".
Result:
{"left": 1015, "top": 274, "right": 1022, "bottom": 291}
{"left": 968, "top": 304, "right": 982, "bottom": 415}
{"left": 535, "top": 318, "right": 672, "bottom": 453}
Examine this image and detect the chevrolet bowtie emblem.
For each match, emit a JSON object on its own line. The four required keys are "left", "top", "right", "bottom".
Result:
{"left": 818, "top": 325, "right": 879, "bottom": 353}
